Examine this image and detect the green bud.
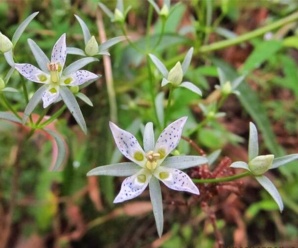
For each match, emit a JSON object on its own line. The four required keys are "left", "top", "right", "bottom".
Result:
{"left": 159, "top": 5, "right": 169, "bottom": 19}
{"left": 172, "top": 149, "right": 180, "bottom": 156}
{"left": 167, "top": 62, "right": 183, "bottom": 86}
{"left": 0, "top": 77, "right": 5, "bottom": 90}
{"left": 113, "top": 8, "right": 124, "bottom": 23}
{"left": 222, "top": 81, "right": 232, "bottom": 95}
{"left": 248, "top": 154, "right": 274, "bottom": 176}
{"left": 85, "top": 36, "right": 99, "bottom": 56}
{"left": 70, "top": 86, "right": 79, "bottom": 94}
{"left": 0, "top": 32, "right": 13, "bottom": 53}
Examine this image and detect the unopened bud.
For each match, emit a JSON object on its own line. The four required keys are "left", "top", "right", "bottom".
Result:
{"left": 85, "top": 36, "right": 99, "bottom": 56}
{"left": 248, "top": 154, "right": 274, "bottom": 176}
{"left": 168, "top": 62, "right": 183, "bottom": 86}
{"left": 0, "top": 32, "right": 13, "bottom": 53}
{"left": 113, "top": 8, "right": 124, "bottom": 23}
{"left": 159, "top": 5, "right": 169, "bottom": 19}
{"left": 222, "top": 81, "right": 232, "bottom": 95}
{"left": 70, "top": 86, "right": 79, "bottom": 94}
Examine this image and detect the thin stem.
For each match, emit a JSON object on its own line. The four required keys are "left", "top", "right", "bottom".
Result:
{"left": 97, "top": 9, "right": 118, "bottom": 123}
{"left": 120, "top": 24, "right": 143, "bottom": 54}
{"left": 152, "top": 19, "right": 166, "bottom": 51}
{"left": 193, "top": 171, "right": 251, "bottom": 184}
{"left": 39, "top": 105, "right": 67, "bottom": 128}
{"left": 146, "top": 55, "right": 161, "bottom": 131}
{"left": 146, "top": 2, "right": 154, "bottom": 50}
{"left": 199, "top": 10, "right": 298, "bottom": 53}
{"left": 0, "top": 94, "right": 21, "bottom": 120}
{"left": 164, "top": 85, "right": 174, "bottom": 128}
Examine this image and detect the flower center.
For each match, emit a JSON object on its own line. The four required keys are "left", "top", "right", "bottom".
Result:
{"left": 47, "top": 62, "right": 61, "bottom": 85}
{"left": 145, "top": 151, "right": 161, "bottom": 171}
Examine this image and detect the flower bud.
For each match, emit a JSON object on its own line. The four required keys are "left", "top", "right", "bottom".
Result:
{"left": 0, "top": 77, "right": 5, "bottom": 90}
{"left": 159, "top": 5, "right": 169, "bottom": 19}
{"left": 0, "top": 32, "right": 13, "bottom": 53}
{"left": 222, "top": 81, "right": 232, "bottom": 95}
{"left": 248, "top": 154, "right": 274, "bottom": 176}
{"left": 70, "top": 86, "right": 79, "bottom": 94}
{"left": 167, "top": 62, "right": 183, "bottom": 86}
{"left": 113, "top": 8, "right": 124, "bottom": 23}
{"left": 85, "top": 36, "right": 99, "bottom": 56}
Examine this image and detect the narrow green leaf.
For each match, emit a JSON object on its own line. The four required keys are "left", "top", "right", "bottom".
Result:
{"left": 76, "top": 92, "right": 93, "bottom": 106}
{"left": 207, "top": 149, "right": 221, "bottom": 165}
{"left": 66, "top": 47, "right": 86, "bottom": 56}
{"left": 98, "top": 3, "right": 114, "bottom": 19}
{"left": 44, "top": 128, "right": 67, "bottom": 171}
{"left": 28, "top": 38, "right": 50, "bottom": 72}
{"left": 248, "top": 122, "right": 259, "bottom": 160}
{"left": 180, "top": 82, "right": 202, "bottom": 96}
{"left": 163, "top": 156, "right": 207, "bottom": 169}
{"left": 155, "top": 92, "right": 164, "bottom": 129}
{"left": 74, "top": 15, "right": 91, "bottom": 45}
{"left": 63, "top": 57, "right": 98, "bottom": 76}
{"left": 149, "top": 177, "right": 163, "bottom": 237}
{"left": 272, "top": 154, "right": 298, "bottom": 169}
{"left": 241, "top": 40, "right": 282, "bottom": 74}
{"left": 12, "top": 12, "right": 39, "bottom": 45}
{"left": 149, "top": 54, "right": 168, "bottom": 78}
{"left": 23, "top": 85, "right": 47, "bottom": 124}
{"left": 59, "top": 87, "right": 87, "bottom": 134}
{"left": 99, "top": 36, "right": 125, "bottom": 53}
{"left": 0, "top": 111, "right": 22, "bottom": 123}
{"left": 87, "top": 162, "right": 140, "bottom": 176}
{"left": 181, "top": 47, "right": 193, "bottom": 74}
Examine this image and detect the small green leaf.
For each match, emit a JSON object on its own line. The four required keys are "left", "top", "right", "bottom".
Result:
{"left": 74, "top": 15, "right": 91, "bottom": 44}
{"left": 63, "top": 57, "right": 98, "bottom": 75}
{"left": 0, "top": 111, "right": 22, "bottom": 123}
{"left": 28, "top": 38, "right": 50, "bottom": 72}
{"left": 87, "top": 162, "right": 140, "bottom": 176}
{"left": 98, "top": 2, "right": 114, "bottom": 19}
{"left": 241, "top": 40, "right": 282, "bottom": 74}
{"left": 149, "top": 177, "right": 163, "bottom": 237}
{"left": 181, "top": 47, "right": 193, "bottom": 74}
{"left": 155, "top": 92, "right": 164, "bottom": 129}
{"left": 12, "top": 12, "right": 39, "bottom": 45}
{"left": 272, "top": 154, "right": 298, "bottom": 169}
{"left": 44, "top": 128, "right": 67, "bottom": 171}
{"left": 59, "top": 86, "right": 87, "bottom": 134}
{"left": 149, "top": 54, "right": 168, "bottom": 78}
{"left": 99, "top": 36, "right": 125, "bottom": 53}
{"left": 180, "top": 82, "right": 202, "bottom": 96}
{"left": 23, "top": 85, "right": 47, "bottom": 124}
{"left": 76, "top": 92, "right": 93, "bottom": 106}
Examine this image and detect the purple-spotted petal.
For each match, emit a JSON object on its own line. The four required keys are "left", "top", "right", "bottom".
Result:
{"left": 154, "top": 167, "right": 199, "bottom": 195}
{"left": 42, "top": 87, "right": 60, "bottom": 108}
{"left": 15, "top": 63, "right": 49, "bottom": 84}
{"left": 113, "top": 169, "right": 151, "bottom": 203}
{"left": 109, "top": 122, "right": 146, "bottom": 166}
{"left": 155, "top": 116, "right": 187, "bottom": 159}
{"left": 65, "top": 70, "right": 99, "bottom": 86}
{"left": 51, "top": 33, "right": 67, "bottom": 70}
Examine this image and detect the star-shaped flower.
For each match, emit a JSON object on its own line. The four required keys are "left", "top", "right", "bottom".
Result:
{"left": 15, "top": 33, "right": 99, "bottom": 108}
{"left": 231, "top": 122, "right": 298, "bottom": 212}
{"left": 87, "top": 117, "right": 207, "bottom": 236}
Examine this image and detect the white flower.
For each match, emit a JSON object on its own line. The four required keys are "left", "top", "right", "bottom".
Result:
{"left": 15, "top": 34, "right": 98, "bottom": 108}
{"left": 87, "top": 116, "right": 207, "bottom": 236}
{"left": 231, "top": 122, "right": 298, "bottom": 212}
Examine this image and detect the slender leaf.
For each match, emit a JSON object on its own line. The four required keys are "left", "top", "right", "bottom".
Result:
{"left": 66, "top": 47, "right": 86, "bottom": 56}
{"left": 163, "top": 156, "right": 207, "bottom": 169}
{"left": 63, "top": 57, "right": 98, "bottom": 75}
{"left": 0, "top": 111, "right": 22, "bottom": 123}
{"left": 181, "top": 47, "right": 193, "bottom": 74}
{"left": 12, "top": 12, "right": 39, "bottom": 45}
{"left": 98, "top": 3, "right": 114, "bottom": 19}
{"left": 28, "top": 39, "right": 50, "bottom": 72}
{"left": 180, "top": 82, "right": 202, "bottom": 96}
{"left": 44, "top": 128, "right": 67, "bottom": 171}
{"left": 4, "top": 50, "right": 14, "bottom": 67}
{"left": 207, "top": 149, "right": 221, "bottom": 165}
{"left": 149, "top": 54, "right": 168, "bottom": 78}
{"left": 74, "top": 15, "right": 91, "bottom": 44}
{"left": 59, "top": 87, "right": 87, "bottom": 134}
{"left": 76, "top": 92, "right": 93, "bottom": 106}
{"left": 155, "top": 92, "right": 164, "bottom": 129}
{"left": 230, "top": 161, "right": 249, "bottom": 170}
{"left": 248, "top": 122, "right": 259, "bottom": 160}
{"left": 99, "top": 36, "right": 125, "bottom": 53}
{"left": 149, "top": 177, "right": 163, "bottom": 237}
{"left": 23, "top": 85, "right": 47, "bottom": 124}
{"left": 87, "top": 162, "right": 140, "bottom": 176}
{"left": 272, "top": 154, "right": 298, "bottom": 169}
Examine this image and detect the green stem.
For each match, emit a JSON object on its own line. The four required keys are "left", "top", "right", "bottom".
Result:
{"left": 164, "top": 85, "right": 174, "bottom": 128}
{"left": 152, "top": 20, "right": 166, "bottom": 51}
{"left": 193, "top": 171, "right": 251, "bottom": 184}
{"left": 120, "top": 24, "right": 143, "bottom": 53}
{"left": 39, "top": 105, "right": 67, "bottom": 128}
{"left": 199, "top": 11, "right": 298, "bottom": 53}
{"left": 146, "top": 2, "right": 154, "bottom": 50}
{"left": 146, "top": 55, "right": 161, "bottom": 131}
{"left": 0, "top": 94, "right": 21, "bottom": 120}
